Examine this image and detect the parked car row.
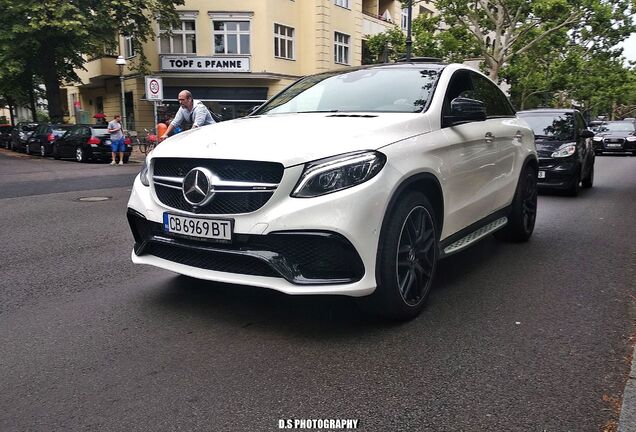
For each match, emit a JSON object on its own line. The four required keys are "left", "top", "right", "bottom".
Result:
{"left": 2, "top": 123, "right": 132, "bottom": 163}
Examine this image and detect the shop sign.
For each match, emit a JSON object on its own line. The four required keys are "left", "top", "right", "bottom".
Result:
{"left": 161, "top": 56, "right": 250, "bottom": 72}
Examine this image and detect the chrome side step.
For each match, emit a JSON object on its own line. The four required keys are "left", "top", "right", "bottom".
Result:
{"left": 442, "top": 217, "right": 508, "bottom": 256}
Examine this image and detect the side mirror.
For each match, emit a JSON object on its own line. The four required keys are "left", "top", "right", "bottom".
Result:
{"left": 580, "top": 129, "right": 594, "bottom": 139}
{"left": 444, "top": 97, "right": 487, "bottom": 126}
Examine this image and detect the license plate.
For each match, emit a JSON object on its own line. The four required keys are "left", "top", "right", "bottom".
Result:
{"left": 606, "top": 143, "right": 622, "bottom": 148}
{"left": 538, "top": 171, "right": 546, "bottom": 179}
{"left": 163, "top": 213, "right": 232, "bottom": 241}
{"left": 105, "top": 140, "right": 111, "bottom": 145}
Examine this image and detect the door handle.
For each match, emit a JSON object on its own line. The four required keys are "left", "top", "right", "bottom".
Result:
{"left": 514, "top": 130, "right": 523, "bottom": 140}
{"left": 485, "top": 132, "right": 495, "bottom": 144}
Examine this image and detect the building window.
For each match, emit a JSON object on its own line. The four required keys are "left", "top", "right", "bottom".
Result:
{"left": 213, "top": 21, "right": 250, "bottom": 54}
{"left": 334, "top": 0, "right": 350, "bottom": 9}
{"left": 401, "top": 8, "right": 409, "bottom": 30}
{"left": 334, "top": 32, "right": 350, "bottom": 65}
{"left": 274, "top": 24, "right": 294, "bottom": 60}
{"left": 124, "top": 36, "right": 135, "bottom": 58}
{"left": 160, "top": 18, "right": 197, "bottom": 54}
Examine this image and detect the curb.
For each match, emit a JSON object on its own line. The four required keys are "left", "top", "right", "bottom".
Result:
{"left": 619, "top": 347, "right": 636, "bottom": 431}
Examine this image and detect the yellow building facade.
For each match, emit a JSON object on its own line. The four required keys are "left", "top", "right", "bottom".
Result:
{"left": 66, "top": 0, "right": 436, "bottom": 133}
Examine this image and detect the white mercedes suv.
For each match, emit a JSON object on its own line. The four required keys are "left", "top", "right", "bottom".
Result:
{"left": 127, "top": 61, "right": 537, "bottom": 320}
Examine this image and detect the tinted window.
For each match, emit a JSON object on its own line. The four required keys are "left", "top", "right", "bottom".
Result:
{"left": 518, "top": 112, "right": 575, "bottom": 140}
{"left": 470, "top": 73, "right": 514, "bottom": 117}
{"left": 257, "top": 67, "right": 441, "bottom": 114}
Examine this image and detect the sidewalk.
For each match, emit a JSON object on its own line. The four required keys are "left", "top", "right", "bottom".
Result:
{"left": 128, "top": 144, "right": 148, "bottom": 163}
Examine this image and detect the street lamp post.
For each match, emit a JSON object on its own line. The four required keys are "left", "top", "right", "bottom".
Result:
{"left": 115, "top": 55, "right": 127, "bottom": 130}
{"left": 405, "top": 0, "right": 413, "bottom": 61}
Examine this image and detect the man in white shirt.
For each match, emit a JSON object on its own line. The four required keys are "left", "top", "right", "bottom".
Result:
{"left": 161, "top": 90, "right": 215, "bottom": 140}
{"left": 108, "top": 114, "right": 125, "bottom": 165}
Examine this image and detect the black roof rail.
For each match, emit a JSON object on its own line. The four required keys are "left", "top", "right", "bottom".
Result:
{"left": 395, "top": 56, "right": 444, "bottom": 63}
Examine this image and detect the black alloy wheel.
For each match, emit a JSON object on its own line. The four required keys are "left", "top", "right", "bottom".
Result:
{"left": 361, "top": 192, "right": 438, "bottom": 321}
{"left": 40, "top": 144, "right": 46, "bottom": 157}
{"left": 496, "top": 165, "right": 537, "bottom": 242}
{"left": 25, "top": 144, "right": 30, "bottom": 154}
{"left": 75, "top": 146, "right": 84, "bottom": 163}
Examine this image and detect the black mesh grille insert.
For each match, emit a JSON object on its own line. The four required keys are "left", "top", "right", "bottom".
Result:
{"left": 155, "top": 185, "right": 273, "bottom": 214}
{"left": 153, "top": 158, "right": 284, "bottom": 182}
{"left": 145, "top": 242, "right": 278, "bottom": 277}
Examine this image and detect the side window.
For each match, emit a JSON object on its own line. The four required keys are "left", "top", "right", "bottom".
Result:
{"left": 470, "top": 73, "right": 507, "bottom": 117}
{"left": 442, "top": 70, "right": 473, "bottom": 123}
{"left": 576, "top": 112, "right": 586, "bottom": 131}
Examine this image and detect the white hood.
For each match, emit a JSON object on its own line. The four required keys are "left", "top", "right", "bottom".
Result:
{"left": 150, "top": 113, "right": 431, "bottom": 166}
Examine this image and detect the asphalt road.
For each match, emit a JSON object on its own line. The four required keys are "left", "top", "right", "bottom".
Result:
{"left": 1, "top": 148, "right": 635, "bottom": 432}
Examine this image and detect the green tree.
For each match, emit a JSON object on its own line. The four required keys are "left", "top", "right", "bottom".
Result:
{"left": 433, "top": 0, "right": 635, "bottom": 81}
{"left": 0, "top": 0, "right": 184, "bottom": 122}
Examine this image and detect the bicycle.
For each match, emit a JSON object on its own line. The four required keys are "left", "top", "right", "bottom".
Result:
{"left": 139, "top": 128, "right": 159, "bottom": 154}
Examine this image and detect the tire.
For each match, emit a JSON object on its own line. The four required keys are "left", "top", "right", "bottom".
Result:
{"left": 75, "top": 146, "right": 84, "bottom": 163}
{"left": 40, "top": 145, "right": 46, "bottom": 157}
{"left": 361, "top": 192, "right": 439, "bottom": 321}
{"left": 25, "top": 144, "right": 30, "bottom": 155}
{"left": 53, "top": 144, "right": 60, "bottom": 160}
{"left": 582, "top": 163, "right": 594, "bottom": 188}
{"left": 495, "top": 164, "right": 537, "bottom": 243}
{"left": 566, "top": 165, "right": 581, "bottom": 196}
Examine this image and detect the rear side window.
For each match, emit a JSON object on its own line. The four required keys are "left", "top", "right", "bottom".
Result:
{"left": 470, "top": 73, "right": 515, "bottom": 117}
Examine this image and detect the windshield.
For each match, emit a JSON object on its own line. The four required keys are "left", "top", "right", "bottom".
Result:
{"left": 518, "top": 113, "right": 575, "bottom": 140}
{"left": 601, "top": 122, "right": 635, "bottom": 133}
{"left": 256, "top": 67, "right": 441, "bottom": 115}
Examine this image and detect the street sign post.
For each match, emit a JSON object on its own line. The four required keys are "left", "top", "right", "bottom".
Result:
{"left": 145, "top": 77, "right": 163, "bottom": 138}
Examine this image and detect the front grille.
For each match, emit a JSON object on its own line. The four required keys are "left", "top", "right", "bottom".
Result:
{"left": 604, "top": 138, "right": 625, "bottom": 144}
{"left": 152, "top": 158, "right": 284, "bottom": 214}
{"left": 127, "top": 210, "right": 365, "bottom": 284}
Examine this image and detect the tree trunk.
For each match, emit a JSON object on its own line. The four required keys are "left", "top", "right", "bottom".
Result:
{"left": 39, "top": 47, "right": 63, "bottom": 123}
{"left": 8, "top": 98, "right": 15, "bottom": 125}
{"left": 28, "top": 75, "right": 38, "bottom": 122}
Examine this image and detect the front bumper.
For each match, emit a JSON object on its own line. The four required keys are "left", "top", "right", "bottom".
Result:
{"left": 593, "top": 139, "right": 636, "bottom": 154}
{"left": 537, "top": 158, "right": 578, "bottom": 189}
{"left": 126, "top": 162, "right": 395, "bottom": 296}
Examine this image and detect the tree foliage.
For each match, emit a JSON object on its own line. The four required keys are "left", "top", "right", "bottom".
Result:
{"left": 367, "top": 0, "right": 636, "bottom": 119}
{"left": 0, "top": 0, "right": 184, "bottom": 122}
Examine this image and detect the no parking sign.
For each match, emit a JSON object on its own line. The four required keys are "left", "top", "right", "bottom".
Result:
{"left": 145, "top": 77, "right": 163, "bottom": 101}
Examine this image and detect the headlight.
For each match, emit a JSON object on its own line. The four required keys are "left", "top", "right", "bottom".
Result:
{"left": 139, "top": 158, "right": 150, "bottom": 186}
{"left": 626, "top": 136, "right": 636, "bottom": 142}
{"left": 592, "top": 136, "right": 603, "bottom": 142}
{"left": 291, "top": 151, "right": 386, "bottom": 198}
{"left": 551, "top": 143, "right": 577, "bottom": 158}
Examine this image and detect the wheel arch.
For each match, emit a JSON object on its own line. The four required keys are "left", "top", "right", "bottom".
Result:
{"left": 380, "top": 172, "right": 445, "bottom": 243}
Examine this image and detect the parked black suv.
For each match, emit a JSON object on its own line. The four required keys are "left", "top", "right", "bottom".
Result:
{"left": 27, "top": 123, "right": 74, "bottom": 156}
{"left": 518, "top": 109, "right": 595, "bottom": 196}
{"left": 52, "top": 124, "right": 132, "bottom": 163}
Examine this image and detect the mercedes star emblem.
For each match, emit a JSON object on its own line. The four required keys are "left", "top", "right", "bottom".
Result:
{"left": 182, "top": 167, "right": 215, "bottom": 206}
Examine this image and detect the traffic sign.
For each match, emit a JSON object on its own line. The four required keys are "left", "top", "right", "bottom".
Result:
{"left": 145, "top": 77, "right": 163, "bottom": 101}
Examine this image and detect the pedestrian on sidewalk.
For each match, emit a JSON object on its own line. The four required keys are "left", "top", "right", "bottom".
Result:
{"left": 108, "top": 114, "right": 125, "bottom": 165}
{"left": 160, "top": 90, "right": 215, "bottom": 140}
